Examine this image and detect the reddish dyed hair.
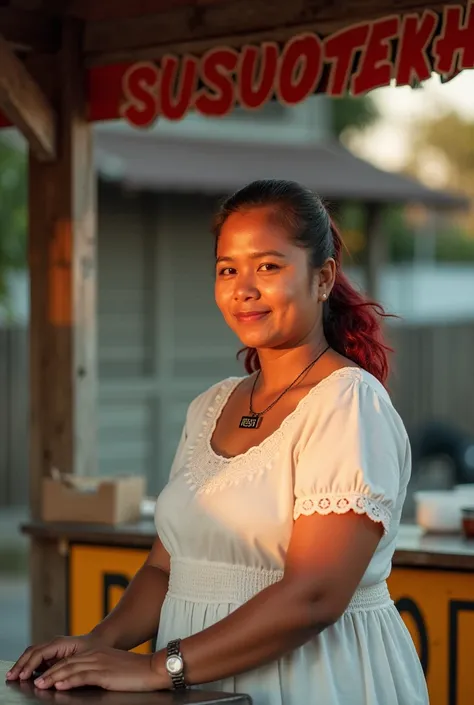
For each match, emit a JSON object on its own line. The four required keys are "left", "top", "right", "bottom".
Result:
{"left": 212, "top": 180, "right": 394, "bottom": 386}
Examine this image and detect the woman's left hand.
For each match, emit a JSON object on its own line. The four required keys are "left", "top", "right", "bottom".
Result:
{"left": 33, "top": 646, "right": 167, "bottom": 692}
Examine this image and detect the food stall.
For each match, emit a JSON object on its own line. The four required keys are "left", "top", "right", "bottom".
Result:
{"left": 0, "top": 2, "right": 473, "bottom": 704}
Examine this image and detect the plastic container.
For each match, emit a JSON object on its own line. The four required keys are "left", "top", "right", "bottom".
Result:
{"left": 414, "top": 490, "right": 465, "bottom": 533}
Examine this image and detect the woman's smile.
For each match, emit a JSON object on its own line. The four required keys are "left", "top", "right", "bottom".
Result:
{"left": 234, "top": 310, "right": 271, "bottom": 323}
{"left": 214, "top": 207, "right": 321, "bottom": 351}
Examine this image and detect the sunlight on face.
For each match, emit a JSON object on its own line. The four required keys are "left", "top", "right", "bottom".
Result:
{"left": 214, "top": 207, "right": 322, "bottom": 351}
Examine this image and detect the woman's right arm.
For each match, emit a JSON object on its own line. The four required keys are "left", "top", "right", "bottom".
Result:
{"left": 89, "top": 536, "right": 171, "bottom": 651}
{"left": 7, "top": 536, "right": 171, "bottom": 681}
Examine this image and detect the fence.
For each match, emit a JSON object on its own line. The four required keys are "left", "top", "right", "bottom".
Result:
{"left": 0, "top": 321, "right": 473, "bottom": 507}
{"left": 387, "top": 321, "right": 474, "bottom": 437}
{"left": 0, "top": 327, "right": 28, "bottom": 507}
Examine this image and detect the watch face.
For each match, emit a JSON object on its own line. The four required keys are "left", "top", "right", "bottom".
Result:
{"left": 166, "top": 655, "right": 183, "bottom": 675}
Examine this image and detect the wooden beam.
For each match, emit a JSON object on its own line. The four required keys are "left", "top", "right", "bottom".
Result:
{"left": 0, "top": 34, "right": 57, "bottom": 160}
{"left": 84, "top": 0, "right": 469, "bottom": 66}
{"left": 9, "top": 0, "right": 44, "bottom": 10}
{"left": 63, "top": 0, "right": 208, "bottom": 21}
{"left": 0, "top": 7, "right": 60, "bottom": 52}
{"left": 29, "top": 18, "right": 97, "bottom": 638}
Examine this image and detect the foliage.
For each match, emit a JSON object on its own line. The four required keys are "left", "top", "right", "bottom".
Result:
{"left": 407, "top": 110, "right": 474, "bottom": 194}
{"left": 328, "top": 95, "right": 380, "bottom": 140}
{"left": 337, "top": 103, "right": 474, "bottom": 263}
{"left": 435, "top": 226, "right": 474, "bottom": 261}
{"left": 405, "top": 109, "right": 474, "bottom": 244}
{"left": 0, "top": 137, "right": 27, "bottom": 308}
{"left": 338, "top": 202, "right": 474, "bottom": 264}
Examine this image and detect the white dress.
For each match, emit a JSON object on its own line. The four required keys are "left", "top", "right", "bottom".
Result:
{"left": 154, "top": 367, "right": 429, "bottom": 705}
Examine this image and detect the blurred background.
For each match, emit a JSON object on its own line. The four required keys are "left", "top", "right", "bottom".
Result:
{"left": 1, "top": 71, "right": 474, "bottom": 658}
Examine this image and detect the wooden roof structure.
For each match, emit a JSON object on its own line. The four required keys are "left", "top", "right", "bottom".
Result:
{"left": 0, "top": 0, "right": 472, "bottom": 645}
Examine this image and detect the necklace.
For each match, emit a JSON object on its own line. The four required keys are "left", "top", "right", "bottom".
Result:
{"left": 239, "top": 345, "right": 330, "bottom": 429}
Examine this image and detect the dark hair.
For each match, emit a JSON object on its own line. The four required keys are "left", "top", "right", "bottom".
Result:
{"left": 212, "top": 179, "right": 393, "bottom": 385}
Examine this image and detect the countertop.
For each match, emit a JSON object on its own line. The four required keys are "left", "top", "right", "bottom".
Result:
{"left": 22, "top": 520, "right": 474, "bottom": 570}
{"left": 1, "top": 663, "right": 251, "bottom": 705}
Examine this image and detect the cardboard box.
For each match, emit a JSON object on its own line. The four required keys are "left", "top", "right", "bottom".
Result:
{"left": 41, "top": 472, "right": 146, "bottom": 525}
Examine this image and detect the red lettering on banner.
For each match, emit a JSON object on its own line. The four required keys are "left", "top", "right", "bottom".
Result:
{"left": 352, "top": 16, "right": 399, "bottom": 95}
{"left": 160, "top": 54, "right": 198, "bottom": 120}
{"left": 395, "top": 11, "right": 438, "bottom": 86}
{"left": 194, "top": 47, "right": 239, "bottom": 116}
{"left": 4, "top": 6, "right": 474, "bottom": 129}
{"left": 237, "top": 43, "right": 278, "bottom": 110}
{"left": 433, "top": 4, "right": 474, "bottom": 74}
{"left": 277, "top": 33, "right": 323, "bottom": 105}
{"left": 121, "top": 62, "right": 159, "bottom": 127}
{"left": 324, "top": 23, "right": 370, "bottom": 96}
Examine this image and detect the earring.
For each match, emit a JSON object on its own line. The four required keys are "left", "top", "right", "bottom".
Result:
{"left": 321, "top": 293, "right": 327, "bottom": 301}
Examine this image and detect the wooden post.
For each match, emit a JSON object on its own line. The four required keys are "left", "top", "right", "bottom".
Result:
{"left": 364, "top": 203, "right": 386, "bottom": 301}
{"left": 28, "top": 19, "right": 97, "bottom": 641}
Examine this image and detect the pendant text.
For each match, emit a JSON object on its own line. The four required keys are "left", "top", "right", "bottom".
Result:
{"left": 239, "top": 415, "right": 262, "bottom": 429}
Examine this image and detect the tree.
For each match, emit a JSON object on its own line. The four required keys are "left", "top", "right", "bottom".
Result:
{"left": 0, "top": 137, "right": 27, "bottom": 312}
{"left": 407, "top": 110, "right": 474, "bottom": 192}
{"left": 334, "top": 100, "right": 474, "bottom": 263}
{"left": 328, "top": 94, "right": 380, "bottom": 140}
{"left": 405, "top": 110, "right": 474, "bottom": 237}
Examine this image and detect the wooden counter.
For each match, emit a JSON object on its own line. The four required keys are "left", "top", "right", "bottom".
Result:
{"left": 21, "top": 520, "right": 474, "bottom": 705}
{"left": 22, "top": 519, "right": 474, "bottom": 570}
{"left": 1, "top": 662, "right": 250, "bottom": 705}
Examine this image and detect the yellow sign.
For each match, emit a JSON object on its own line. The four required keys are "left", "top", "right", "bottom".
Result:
{"left": 69, "top": 544, "right": 152, "bottom": 654}
{"left": 389, "top": 568, "right": 474, "bottom": 705}
{"left": 68, "top": 544, "right": 474, "bottom": 703}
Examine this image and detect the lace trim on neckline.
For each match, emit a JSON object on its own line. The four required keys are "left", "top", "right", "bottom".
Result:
{"left": 294, "top": 493, "right": 391, "bottom": 535}
{"left": 183, "top": 367, "right": 362, "bottom": 495}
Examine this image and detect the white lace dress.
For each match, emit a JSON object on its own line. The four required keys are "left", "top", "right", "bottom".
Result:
{"left": 154, "top": 368, "right": 429, "bottom": 705}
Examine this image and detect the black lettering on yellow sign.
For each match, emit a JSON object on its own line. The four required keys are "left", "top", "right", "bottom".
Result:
{"left": 101, "top": 572, "right": 157, "bottom": 653}
{"left": 395, "top": 597, "right": 429, "bottom": 676}
{"left": 393, "top": 591, "right": 474, "bottom": 705}
{"left": 102, "top": 573, "right": 129, "bottom": 618}
{"left": 390, "top": 568, "right": 474, "bottom": 705}
{"left": 448, "top": 599, "right": 474, "bottom": 705}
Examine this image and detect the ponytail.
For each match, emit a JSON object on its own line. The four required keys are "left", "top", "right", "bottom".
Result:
{"left": 215, "top": 179, "right": 395, "bottom": 386}
{"left": 322, "top": 221, "right": 394, "bottom": 386}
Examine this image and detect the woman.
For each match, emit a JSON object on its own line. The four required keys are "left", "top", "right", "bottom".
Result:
{"left": 7, "top": 180, "right": 429, "bottom": 704}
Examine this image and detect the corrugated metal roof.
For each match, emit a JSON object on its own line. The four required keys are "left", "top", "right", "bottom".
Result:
{"left": 95, "top": 131, "right": 469, "bottom": 210}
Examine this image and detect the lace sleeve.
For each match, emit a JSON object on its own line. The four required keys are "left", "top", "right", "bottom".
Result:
{"left": 293, "top": 375, "right": 409, "bottom": 536}
{"left": 294, "top": 492, "right": 392, "bottom": 535}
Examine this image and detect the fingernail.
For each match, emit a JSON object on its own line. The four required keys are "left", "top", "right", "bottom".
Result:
{"left": 19, "top": 671, "right": 26, "bottom": 679}
{"left": 5, "top": 671, "right": 11, "bottom": 678}
{"left": 35, "top": 678, "right": 44, "bottom": 686}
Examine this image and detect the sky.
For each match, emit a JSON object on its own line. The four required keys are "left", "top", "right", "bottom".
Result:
{"left": 349, "top": 70, "right": 474, "bottom": 173}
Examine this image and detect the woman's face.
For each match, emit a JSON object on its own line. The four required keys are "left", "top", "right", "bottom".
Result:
{"left": 214, "top": 206, "right": 325, "bottom": 351}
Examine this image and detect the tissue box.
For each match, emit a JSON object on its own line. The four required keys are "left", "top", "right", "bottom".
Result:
{"left": 41, "top": 474, "right": 146, "bottom": 525}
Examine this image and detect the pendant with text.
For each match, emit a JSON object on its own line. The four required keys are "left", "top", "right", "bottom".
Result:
{"left": 239, "top": 415, "right": 262, "bottom": 429}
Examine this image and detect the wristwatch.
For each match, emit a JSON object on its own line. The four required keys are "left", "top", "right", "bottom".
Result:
{"left": 165, "top": 639, "right": 187, "bottom": 690}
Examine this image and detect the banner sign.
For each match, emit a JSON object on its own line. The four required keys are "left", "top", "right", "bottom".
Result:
{"left": 120, "top": 4, "right": 473, "bottom": 128}
{"left": 0, "top": 4, "right": 472, "bottom": 130}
